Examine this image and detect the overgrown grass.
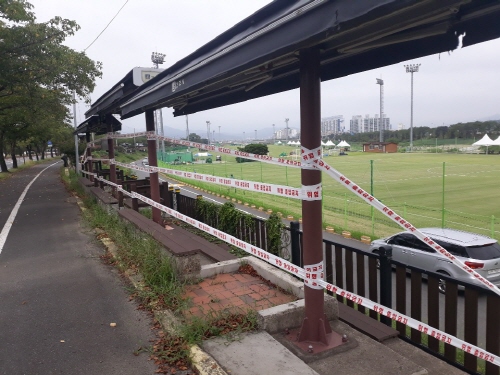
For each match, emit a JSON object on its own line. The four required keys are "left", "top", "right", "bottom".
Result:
{"left": 61, "top": 168, "right": 259, "bottom": 370}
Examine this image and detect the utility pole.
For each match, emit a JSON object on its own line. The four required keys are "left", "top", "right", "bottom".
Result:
{"left": 285, "top": 118, "right": 289, "bottom": 143}
{"left": 72, "top": 91, "right": 80, "bottom": 173}
{"left": 405, "top": 64, "right": 420, "bottom": 152}
{"left": 185, "top": 115, "right": 190, "bottom": 141}
{"left": 376, "top": 78, "right": 384, "bottom": 142}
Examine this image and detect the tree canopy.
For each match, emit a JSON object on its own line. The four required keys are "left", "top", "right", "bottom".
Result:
{"left": 0, "top": 0, "right": 102, "bottom": 171}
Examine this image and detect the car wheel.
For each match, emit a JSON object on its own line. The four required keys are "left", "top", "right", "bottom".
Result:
{"left": 437, "top": 271, "right": 450, "bottom": 294}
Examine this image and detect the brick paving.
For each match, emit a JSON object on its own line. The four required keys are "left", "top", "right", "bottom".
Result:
{"left": 183, "top": 271, "right": 297, "bottom": 318}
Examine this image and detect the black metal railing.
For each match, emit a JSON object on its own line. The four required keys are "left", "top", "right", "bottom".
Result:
{"left": 290, "top": 225, "right": 500, "bottom": 375}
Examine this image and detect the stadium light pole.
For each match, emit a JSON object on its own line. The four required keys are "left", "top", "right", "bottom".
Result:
{"left": 405, "top": 64, "right": 420, "bottom": 152}
{"left": 206, "top": 121, "right": 210, "bottom": 144}
{"left": 376, "top": 78, "right": 384, "bottom": 143}
{"left": 151, "top": 52, "right": 166, "bottom": 154}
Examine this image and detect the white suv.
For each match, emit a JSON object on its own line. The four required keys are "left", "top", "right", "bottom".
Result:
{"left": 369, "top": 228, "right": 500, "bottom": 293}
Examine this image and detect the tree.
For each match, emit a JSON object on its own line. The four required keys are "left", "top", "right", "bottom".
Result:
{"left": 235, "top": 143, "right": 268, "bottom": 163}
{"left": 183, "top": 133, "right": 208, "bottom": 144}
{"left": 0, "top": 0, "right": 102, "bottom": 172}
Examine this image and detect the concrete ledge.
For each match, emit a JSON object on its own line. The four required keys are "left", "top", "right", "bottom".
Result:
{"left": 258, "top": 295, "right": 338, "bottom": 334}
{"left": 247, "top": 257, "right": 304, "bottom": 299}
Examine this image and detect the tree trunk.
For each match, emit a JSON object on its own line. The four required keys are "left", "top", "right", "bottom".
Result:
{"left": 27, "top": 145, "right": 33, "bottom": 160}
{"left": 0, "top": 132, "right": 9, "bottom": 172}
{"left": 34, "top": 145, "right": 40, "bottom": 161}
{"left": 10, "top": 140, "right": 18, "bottom": 168}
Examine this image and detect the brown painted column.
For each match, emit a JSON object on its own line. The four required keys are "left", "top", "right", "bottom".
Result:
{"left": 145, "top": 109, "right": 161, "bottom": 223}
{"left": 85, "top": 132, "right": 93, "bottom": 182}
{"left": 298, "top": 48, "right": 332, "bottom": 344}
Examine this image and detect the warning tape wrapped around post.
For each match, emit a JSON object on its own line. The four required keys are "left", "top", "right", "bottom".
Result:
{"left": 91, "top": 175, "right": 499, "bottom": 367}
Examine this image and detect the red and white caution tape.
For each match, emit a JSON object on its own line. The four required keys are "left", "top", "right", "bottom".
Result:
{"left": 301, "top": 147, "right": 500, "bottom": 297}
{"left": 107, "top": 131, "right": 149, "bottom": 139}
{"left": 304, "top": 262, "right": 324, "bottom": 289}
{"left": 96, "top": 176, "right": 497, "bottom": 367}
{"left": 91, "top": 130, "right": 301, "bottom": 166}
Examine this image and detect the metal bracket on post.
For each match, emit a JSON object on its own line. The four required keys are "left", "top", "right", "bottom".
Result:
{"left": 378, "top": 245, "right": 393, "bottom": 326}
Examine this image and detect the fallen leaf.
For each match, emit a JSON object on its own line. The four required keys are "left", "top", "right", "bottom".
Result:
{"left": 110, "top": 322, "right": 117, "bottom": 327}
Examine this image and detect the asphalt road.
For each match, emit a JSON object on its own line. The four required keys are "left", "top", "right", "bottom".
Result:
{"left": 0, "top": 162, "right": 156, "bottom": 375}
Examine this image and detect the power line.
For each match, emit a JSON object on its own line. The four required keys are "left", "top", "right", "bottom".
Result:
{"left": 84, "top": 0, "right": 129, "bottom": 52}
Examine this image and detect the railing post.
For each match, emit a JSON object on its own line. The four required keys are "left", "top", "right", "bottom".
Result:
{"left": 379, "top": 245, "right": 393, "bottom": 326}
{"left": 174, "top": 188, "right": 181, "bottom": 212}
{"left": 290, "top": 221, "right": 301, "bottom": 267}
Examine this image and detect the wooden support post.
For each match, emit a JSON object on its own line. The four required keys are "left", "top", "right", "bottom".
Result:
{"left": 145, "top": 109, "right": 161, "bottom": 224}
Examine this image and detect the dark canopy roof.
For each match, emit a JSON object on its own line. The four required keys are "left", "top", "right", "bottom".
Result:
{"left": 74, "top": 114, "right": 122, "bottom": 135}
{"left": 120, "top": 0, "right": 500, "bottom": 119}
{"left": 85, "top": 67, "right": 163, "bottom": 117}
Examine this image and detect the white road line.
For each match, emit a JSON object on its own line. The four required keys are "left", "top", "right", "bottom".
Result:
{"left": 0, "top": 162, "right": 59, "bottom": 254}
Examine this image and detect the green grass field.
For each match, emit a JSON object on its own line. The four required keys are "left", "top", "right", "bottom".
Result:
{"left": 158, "top": 144, "right": 500, "bottom": 240}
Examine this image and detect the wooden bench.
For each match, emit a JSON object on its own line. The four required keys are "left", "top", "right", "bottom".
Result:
{"left": 118, "top": 208, "right": 236, "bottom": 263}
{"left": 89, "top": 187, "right": 118, "bottom": 205}
{"left": 78, "top": 177, "right": 94, "bottom": 187}
{"left": 337, "top": 303, "right": 399, "bottom": 342}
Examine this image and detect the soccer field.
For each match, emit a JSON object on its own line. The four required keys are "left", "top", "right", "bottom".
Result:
{"left": 161, "top": 146, "right": 500, "bottom": 239}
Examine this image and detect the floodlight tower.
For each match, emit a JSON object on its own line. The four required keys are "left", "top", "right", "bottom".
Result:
{"left": 404, "top": 63, "right": 421, "bottom": 152}
{"left": 285, "top": 118, "right": 289, "bottom": 143}
{"left": 376, "top": 78, "right": 384, "bottom": 142}
{"left": 151, "top": 52, "right": 166, "bottom": 154}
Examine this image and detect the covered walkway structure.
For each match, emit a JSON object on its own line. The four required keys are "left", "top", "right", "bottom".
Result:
{"left": 81, "top": 0, "right": 500, "bottom": 365}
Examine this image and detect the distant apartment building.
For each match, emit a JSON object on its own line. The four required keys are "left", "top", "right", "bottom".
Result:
{"left": 321, "top": 115, "right": 344, "bottom": 136}
{"left": 350, "top": 114, "right": 391, "bottom": 133}
{"left": 276, "top": 128, "right": 299, "bottom": 140}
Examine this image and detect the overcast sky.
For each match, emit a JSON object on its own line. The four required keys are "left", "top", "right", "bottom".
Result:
{"left": 30, "top": 0, "right": 500, "bottom": 139}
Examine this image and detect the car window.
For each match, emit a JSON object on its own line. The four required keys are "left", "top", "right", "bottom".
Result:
{"left": 465, "top": 242, "right": 500, "bottom": 260}
{"left": 389, "top": 234, "right": 436, "bottom": 253}
{"left": 389, "top": 233, "right": 415, "bottom": 247}
{"left": 410, "top": 237, "right": 436, "bottom": 253}
{"left": 434, "top": 240, "right": 468, "bottom": 257}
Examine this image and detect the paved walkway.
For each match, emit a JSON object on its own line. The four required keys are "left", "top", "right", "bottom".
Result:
{"left": 0, "top": 163, "right": 156, "bottom": 375}
{"left": 183, "top": 268, "right": 296, "bottom": 318}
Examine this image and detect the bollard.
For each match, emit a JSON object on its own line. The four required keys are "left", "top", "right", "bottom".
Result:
{"left": 378, "top": 245, "right": 393, "bottom": 326}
